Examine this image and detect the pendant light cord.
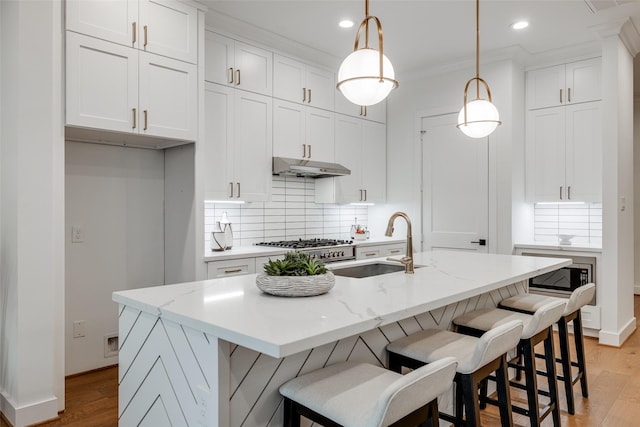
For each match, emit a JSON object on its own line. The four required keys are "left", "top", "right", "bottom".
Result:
{"left": 475, "top": 0, "right": 480, "bottom": 99}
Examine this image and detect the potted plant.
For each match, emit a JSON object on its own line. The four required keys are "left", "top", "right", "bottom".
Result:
{"left": 256, "top": 251, "right": 335, "bottom": 297}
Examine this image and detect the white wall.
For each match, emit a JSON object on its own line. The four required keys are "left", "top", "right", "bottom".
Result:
{"left": 0, "top": 1, "right": 64, "bottom": 425}
{"left": 370, "top": 59, "right": 523, "bottom": 254}
{"left": 634, "top": 55, "right": 640, "bottom": 295}
{"left": 65, "top": 141, "right": 165, "bottom": 375}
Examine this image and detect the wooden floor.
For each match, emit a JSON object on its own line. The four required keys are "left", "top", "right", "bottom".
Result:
{"left": 3, "top": 297, "right": 640, "bottom": 427}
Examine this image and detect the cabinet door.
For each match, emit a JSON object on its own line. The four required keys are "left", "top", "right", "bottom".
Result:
{"left": 273, "top": 99, "right": 306, "bottom": 159}
{"left": 234, "top": 41, "right": 273, "bottom": 96}
{"left": 234, "top": 91, "right": 272, "bottom": 201}
{"left": 361, "top": 121, "right": 386, "bottom": 203}
{"left": 565, "top": 102, "right": 602, "bottom": 202}
{"left": 204, "top": 31, "right": 234, "bottom": 85}
{"left": 525, "top": 107, "right": 566, "bottom": 202}
{"left": 138, "top": 0, "right": 198, "bottom": 64}
{"left": 526, "top": 64, "right": 565, "bottom": 110}
{"left": 333, "top": 115, "right": 363, "bottom": 203}
{"left": 66, "top": 32, "right": 138, "bottom": 133}
{"left": 273, "top": 54, "right": 306, "bottom": 103}
{"left": 305, "top": 65, "right": 334, "bottom": 111}
{"left": 565, "top": 58, "right": 601, "bottom": 105}
{"left": 306, "top": 108, "right": 334, "bottom": 163}
{"left": 203, "top": 83, "right": 235, "bottom": 200}
{"left": 66, "top": 0, "right": 137, "bottom": 47}
{"left": 139, "top": 52, "right": 197, "bottom": 140}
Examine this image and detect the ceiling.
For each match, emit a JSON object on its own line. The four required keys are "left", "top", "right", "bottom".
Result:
{"left": 201, "top": 0, "right": 640, "bottom": 76}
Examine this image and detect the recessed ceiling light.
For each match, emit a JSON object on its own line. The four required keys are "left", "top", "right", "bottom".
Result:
{"left": 339, "top": 20, "right": 354, "bottom": 28}
{"left": 511, "top": 21, "right": 529, "bottom": 30}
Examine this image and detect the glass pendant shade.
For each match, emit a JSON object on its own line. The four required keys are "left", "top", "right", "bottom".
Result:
{"left": 337, "top": 48, "right": 396, "bottom": 106}
{"left": 457, "top": 99, "right": 500, "bottom": 138}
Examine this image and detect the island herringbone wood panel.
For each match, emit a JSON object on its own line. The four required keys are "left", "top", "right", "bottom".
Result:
{"left": 3, "top": 296, "right": 639, "bottom": 427}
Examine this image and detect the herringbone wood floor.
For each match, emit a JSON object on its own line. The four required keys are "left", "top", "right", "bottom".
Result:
{"left": 3, "top": 297, "right": 639, "bottom": 427}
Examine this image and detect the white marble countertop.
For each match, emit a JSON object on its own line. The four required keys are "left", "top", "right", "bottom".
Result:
{"left": 514, "top": 242, "right": 602, "bottom": 253}
{"left": 114, "top": 251, "right": 570, "bottom": 358}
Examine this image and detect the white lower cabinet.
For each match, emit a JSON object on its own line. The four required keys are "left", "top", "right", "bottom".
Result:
{"left": 66, "top": 32, "right": 197, "bottom": 141}
{"left": 355, "top": 243, "right": 406, "bottom": 260}
{"left": 316, "top": 114, "right": 386, "bottom": 204}
{"left": 207, "top": 258, "right": 256, "bottom": 279}
{"left": 203, "top": 82, "right": 272, "bottom": 202}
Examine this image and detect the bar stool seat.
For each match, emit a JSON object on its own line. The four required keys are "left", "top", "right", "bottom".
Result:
{"left": 452, "top": 300, "right": 566, "bottom": 427}
{"left": 498, "top": 283, "right": 596, "bottom": 415}
{"left": 387, "top": 320, "right": 524, "bottom": 427}
{"left": 279, "top": 357, "right": 457, "bottom": 427}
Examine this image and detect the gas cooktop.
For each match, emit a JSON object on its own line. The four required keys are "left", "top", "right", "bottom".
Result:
{"left": 255, "top": 238, "right": 353, "bottom": 249}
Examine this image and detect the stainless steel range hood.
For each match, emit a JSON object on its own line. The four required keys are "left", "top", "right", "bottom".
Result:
{"left": 272, "top": 157, "right": 350, "bottom": 178}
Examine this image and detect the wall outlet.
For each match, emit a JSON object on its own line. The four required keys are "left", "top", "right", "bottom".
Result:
{"left": 72, "top": 320, "right": 86, "bottom": 338}
{"left": 104, "top": 333, "right": 118, "bottom": 358}
{"left": 71, "top": 225, "right": 84, "bottom": 243}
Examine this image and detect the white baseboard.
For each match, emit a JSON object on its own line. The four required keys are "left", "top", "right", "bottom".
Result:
{"left": 599, "top": 316, "right": 637, "bottom": 347}
{"left": 0, "top": 392, "right": 58, "bottom": 427}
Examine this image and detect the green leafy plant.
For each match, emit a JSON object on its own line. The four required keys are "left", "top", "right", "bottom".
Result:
{"left": 263, "top": 251, "right": 328, "bottom": 276}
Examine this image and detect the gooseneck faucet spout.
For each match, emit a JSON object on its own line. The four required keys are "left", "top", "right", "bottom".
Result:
{"left": 384, "top": 212, "right": 414, "bottom": 274}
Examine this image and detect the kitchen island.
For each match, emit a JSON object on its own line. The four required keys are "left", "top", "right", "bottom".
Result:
{"left": 113, "top": 251, "right": 570, "bottom": 426}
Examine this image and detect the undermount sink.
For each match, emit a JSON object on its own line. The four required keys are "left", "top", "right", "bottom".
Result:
{"left": 331, "top": 262, "right": 419, "bottom": 278}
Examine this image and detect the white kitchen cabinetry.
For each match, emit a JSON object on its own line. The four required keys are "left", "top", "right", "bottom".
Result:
{"left": 204, "top": 82, "right": 272, "bottom": 202}
{"left": 526, "top": 58, "right": 601, "bottom": 110}
{"left": 66, "top": 0, "right": 198, "bottom": 64}
{"left": 273, "top": 55, "right": 334, "bottom": 111}
{"left": 316, "top": 115, "right": 386, "bottom": 204}
{"left": 335, "top": 90, "right": 386, "bottom": 123}
{"left": 273, "top": 99, "right": 334, "bottom": 162}
{"left": 355, "top": 242, "right": 406, "bottom": 260}
{"left": 526, "top": 102, "right": 602, "bottom": 202}
{"left": 207, "top": 257, "right": 256, "bottom": 279}
{"left": 205, "top": 31, "right": 273, "bottom": 96}
{"left": 66, "top": 32, "right": 197, "bottom": 141}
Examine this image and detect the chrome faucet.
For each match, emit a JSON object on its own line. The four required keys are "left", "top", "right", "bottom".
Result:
{"left": 385, "top": 212, "right": 414, "bottom": 274}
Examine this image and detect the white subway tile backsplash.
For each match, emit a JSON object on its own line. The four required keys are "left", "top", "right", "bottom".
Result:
{"left": 204, "top": 176, "right": 369, "bottom": 251}
{"left": 534, "top": 202, "right": 601, "bottom": 245}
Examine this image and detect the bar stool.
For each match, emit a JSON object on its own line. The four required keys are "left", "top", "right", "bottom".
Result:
{"left": 498, "top": 283, "right": 596, "bottom": 414}
{"left": 279, "top": 357, "right": 457, "bottom": 427}
{"left": 387, "top": 320, "right": 524, "bottom": 427}
{"left": 452, "top": 300, "right": 566, "bottom": 427}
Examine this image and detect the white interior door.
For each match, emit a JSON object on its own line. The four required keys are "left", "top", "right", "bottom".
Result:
{"left": 421, "top": 113, "right": 489, "bottom": 252}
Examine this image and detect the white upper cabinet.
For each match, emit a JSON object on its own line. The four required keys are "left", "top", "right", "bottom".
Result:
{"left": 66, "top": 0, "right": 198, "bottom": 64}
{"left": 66, "top": 32, "right": 197, "bottom": 141}
{"left": 203, "top": 83, "right": 272, "bottom": 202}
{"left": 334, "top": 89, "right": 386, "bottom": 123}
{"left": 205, "top": 31, "right": 273, "bottom": 96}
{"left": 315, "top": 114, "right": 386, "bottom": 204}
{"left": 525, "top": 102, "right": 602, "bottom": 202}
{"left": 526, "top": 57, "right": 601, "bottom": 110}
{"left": 273, "top": 54, "right": 334, "bottom": 111}
{"left": 273, "top": 99, "right": 334, "bottom": 162}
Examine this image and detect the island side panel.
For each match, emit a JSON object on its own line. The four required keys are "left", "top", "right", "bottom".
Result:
{"left": 116, "top": 304, "right": 231, "bottom": 426}
{"left": 231, "top": 281, "right": 526, "bottom": 426}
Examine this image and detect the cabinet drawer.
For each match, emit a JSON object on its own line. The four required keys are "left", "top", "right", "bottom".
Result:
{"left": 355, "top": 243, "right": 405, "bottom": 260}
{"left": 207, "top": 258, "right": 256, "bottom": 279}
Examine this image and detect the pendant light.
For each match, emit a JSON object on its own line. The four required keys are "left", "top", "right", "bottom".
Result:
{"left": 337, "top": 0, "right": 398, "bottom": 106}
{"left": 457, "top": 0, "right": 501, "bottom": 138}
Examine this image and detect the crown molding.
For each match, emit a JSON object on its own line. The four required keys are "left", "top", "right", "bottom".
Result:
{"left": 592, "top": 18, "right": 640, "bottom": 57}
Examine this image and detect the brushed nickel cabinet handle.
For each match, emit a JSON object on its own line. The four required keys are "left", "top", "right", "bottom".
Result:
{"left": 132, "top": 22, "right": 136, "bottom": 45}
{"left": 363, "top": 106, "right": 367, "bottom": 116}
{"left": 568, "top": 186, "right": 571, "bottom": 200}
{"left": 359, "top": 189, "right": 363, "bottom": 201}
{"left": 236, "top": 69, "right": 240, "bottom": 86}
{"left": 143, "top": 110, "right": 148, "bottom": 130}
{"left": 302, "top": 87, "right": 306, "bottom": 102}
{"left": 143, "top": 25, "right": 148, "bottom": 47}
{"left": 224, "top": 268, "right": 242, "bottom": 274}
{"left": 560, "top": 186, "right": 563, "bottom": 200}
{"left": 364, "top": 189, "right": 367, "bottom": 201}
{"left": 228, "top": 67, "right": 234, "bottom": 84}
{"left": 308, "top": 144, "right": 311, "bottom": 158}
{"left": 236, "top": 182, "right": 241, "bottom": 198}
{"left": 132, "top": 108, "right": 136, "bottom": 129}
{"left": 389, "top": 249, "right": 401, "bottom": 254}
{"left": 302, "top": 144, "right": 307, "bottom": 158}
{"left": 229, "top": 182, "right": 234, "bottom": 198}
{"left": 364, "top": 252, "right": 377, "bottom": 257}
{"left": 308, "top": 89, "right": 312, "bottom": 104}
{"left": 560, "top": 89, "right": 563, "bottom": 104}
{"left": 360, "top": 106, "right": 364, "bottom": 116}
{"left": 568, "top": 87, "right": 571, "bottom": 103}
